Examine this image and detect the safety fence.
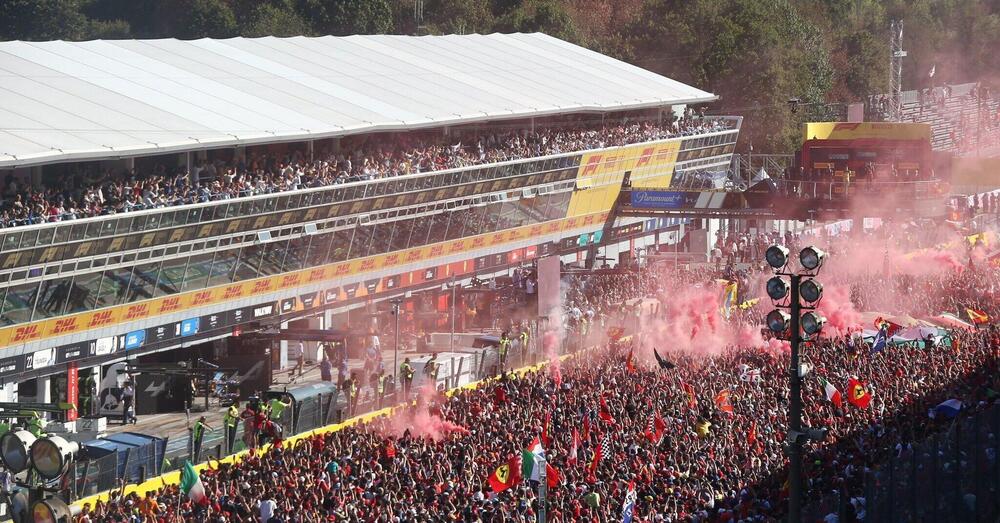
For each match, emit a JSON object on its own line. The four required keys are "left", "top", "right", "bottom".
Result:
{"left": 803, "top": 401, "right": 1000, "bottom": 522}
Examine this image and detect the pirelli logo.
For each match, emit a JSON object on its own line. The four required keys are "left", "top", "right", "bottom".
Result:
{"left": 52, "top": 317, "right": 79, "bottom": 335}
{"left": 279, "top": 274, "right": 301, "bottom": 288}
{"left": 580, "top": 155, "right": 602, "bottom": 177}
{"left": 124, "top": 304, "right": 150, "bottom": 321}
{"left": 11, "top": 325, "right": 41, "bottom": 343}
{"left": 88, "top": 310, "right": 115, "bottom": 328}
{"left": 159, "top": 297, "right": 182, "bottom": 313}
{"left": 191, "top": 291, "right": 213, "bottom": 306}
{"left": 250, "top": 280, "right": 273, "bottom": 294}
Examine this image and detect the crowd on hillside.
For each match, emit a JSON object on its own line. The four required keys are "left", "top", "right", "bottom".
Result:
{"left": 0, "top": 116, "right": 729, "bottom": 228}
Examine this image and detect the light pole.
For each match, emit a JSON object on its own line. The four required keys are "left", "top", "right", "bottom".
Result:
{"left": 389, "top": 297, "right": 403, "bottom": 389}
{"left": 449, "top": 276, "right": 457, "bottom": 354}
{"left": 763, "top": 245, "right": 830, "bottom": 523}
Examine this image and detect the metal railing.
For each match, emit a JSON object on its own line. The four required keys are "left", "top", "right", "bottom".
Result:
{"left": 804, "top": 402, "right": 1000, "bottom": 523}
{"left": 864, "top": 403, "right": 1000, "bottom": 522}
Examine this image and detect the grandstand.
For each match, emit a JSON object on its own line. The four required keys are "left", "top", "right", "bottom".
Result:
{"left": 0, "top": 34, "right": 736, "bottom": 427}
{"left": 871, "top": 81, "right": 1000, "bottom": 154}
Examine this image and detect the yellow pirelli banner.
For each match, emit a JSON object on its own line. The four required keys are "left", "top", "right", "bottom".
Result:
{"left": 567, "top": 139, "right": 681, "bottom": 217}
{"left": 0, "top": 211, "right": 610, "bottom": 347}
{"left": 803, "top": 122, "right": 931, "bottom": 142}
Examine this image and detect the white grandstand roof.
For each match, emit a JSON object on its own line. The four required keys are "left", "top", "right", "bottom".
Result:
{"left": 0, "top": 33, "right": 716, "bottom": 168}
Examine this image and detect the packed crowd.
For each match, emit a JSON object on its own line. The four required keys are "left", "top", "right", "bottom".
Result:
{"left": 75, "top": 224, "right": 1000, "bottom": 522}
{"left": 0, "top": 116, "right": 728, "bottom": 228}
{"left": 77, "top": 321, "right": 998, "bottom": 523}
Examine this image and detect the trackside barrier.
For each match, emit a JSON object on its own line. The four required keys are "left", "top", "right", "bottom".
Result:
{"left": 70, "top": 334, "right": 622, "bottom": 510}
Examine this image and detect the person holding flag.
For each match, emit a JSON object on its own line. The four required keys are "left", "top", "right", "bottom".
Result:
{"left": 621, "top": 480, "right": 637, "bottom": 523}
{"left": 870, "top": 322, "right": 888, "bottom": 353}
{"left": 847, "top": 377, "right": 872, "bottom": 408}
{"left": 644, "top": 410, "right": 666, "bottom": 445}
{"left": 179, "top": 460, "right": 207, "bottom": 506}
{"left": 487, "top": 454, "right": 522, "bottom": 493}
{"left": 967, "top": 308, "right": 989, "bottom": 325}
{"left": 568, "top": 428, "right": 580, "bottom": 466}
{"left": 820, "top": 377, "right": 843, "bottom": 409}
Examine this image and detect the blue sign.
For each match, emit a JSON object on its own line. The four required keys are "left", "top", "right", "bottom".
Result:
{"left": 630, "top": 190, "right": 698, "bottom": 209}
{"left": 124, "top": 330, "right": 145, "bottom": 350}
{"left": 180, "top": 318, "right": 200, "bottom": 337}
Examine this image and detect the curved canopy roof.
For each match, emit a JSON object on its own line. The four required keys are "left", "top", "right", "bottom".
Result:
{"left": 0, "top": 33, "right": 716, "bottom": 168}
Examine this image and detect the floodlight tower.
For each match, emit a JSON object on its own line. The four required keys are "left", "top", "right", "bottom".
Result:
{"left": 763, "top": 246, "right": 831, "bottom": 523}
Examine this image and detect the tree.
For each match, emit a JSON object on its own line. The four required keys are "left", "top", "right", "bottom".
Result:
{"left": 421, "top": 0, "right": 495, "bottom": 35}
{"left": 295, "top": 0, "right": 394, "bottom": 36}
{"left": 496, "top": 0, "right": 584, "bottom": 45}
{"left": 167, "top": 0, "right": 238, "bottom": 39}
{"left": 235, "top": 1, "right": 313, "bottom": 37}
{"left": 0, "top": 0, "right": 90, "bottom": 41}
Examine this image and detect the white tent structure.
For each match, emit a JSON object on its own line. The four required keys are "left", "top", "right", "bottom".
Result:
{"left": 0, "top": 33, "right": 716, "bottom": 168}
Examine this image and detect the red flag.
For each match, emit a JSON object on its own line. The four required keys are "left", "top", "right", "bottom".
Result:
{"left": 873, "top": 317, "right": 903, "bottom": 337}
{"left": 545, "top": 463, "right": 560, "bottom": 489}
{"left": 582, "top": 414, "right": 591, "bottom": 442}
{"left": 644, "top": 411, "right": 666, "bottom": 444}
{"left": 681, "top": 381, "right": 697, "bottom": 410}
{"left": 590, "top": 433, "right": 610, "bottom": 473}
{"left": 599, "top": 394, "right": 616, "bottom": 424}
{"left": 967, "top": 308, "right": 989, "bottom": 325}
{"left": 625, "top": 350, "right": 636, "bottom": 373}
{"left": 567, "top": 428, "right": 579, "bottom": 465}
{"left": 541, "top": 411, "right": 552, "bottom": 447}
{"left": 847, "top": 378, "right": 872, "bottom": 409}
{"left": 714, "top": 389, "right": 734, "bottom": 414}
{"left": 487, "top": 454, "right": 522, "bottom": 493}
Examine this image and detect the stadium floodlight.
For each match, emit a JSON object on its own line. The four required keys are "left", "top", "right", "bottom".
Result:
{"left": 767, "top": 310, "right": 791, "bottom": 333}
{"left": 766, "top": 277, "right": 790, "bottom": 300}
{"left": 765, "top": 245, "right": 790, "bottom": 270}
{"left": 799, "top": 279, "right": 823, "bottom": 303}
{"left": 799, "top": 246, "right": 827, "bottom": 271}
{"left": 0, "top": 429, "right": 36, "bottom": 473}
{"left": 801, "top": 312, "right": 827, "bottom": 336}
{"left": 29, "top": 436, "right": 79, "bottom": 480}
{"left": 31, "top": 495, "right": 76, "bottom": 523}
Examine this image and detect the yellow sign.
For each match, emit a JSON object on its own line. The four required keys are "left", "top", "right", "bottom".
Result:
{"left": 0, "top": 211, "right": 610, "bottom": 348}
{"left": 568, "top": 139, "right": 681, "bottom": 217}
{"left": 803, "top": 122, "right": 931, "bottom": 143}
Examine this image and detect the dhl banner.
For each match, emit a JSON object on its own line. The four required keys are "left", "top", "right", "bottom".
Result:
{"left": 0, "top": 211, "right": 610, "bottom": 347}
{"left": 803, "top": 122, "right": 931, "bottom": 143}
{"left": 568, "top": 139, "right": 681, "bottom": 217}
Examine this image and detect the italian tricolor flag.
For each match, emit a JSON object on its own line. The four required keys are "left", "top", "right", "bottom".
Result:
{"left": 820, "top": 378, "right": 842, "bottom": 408}
{"left": 521, "top": 437, "right": 560, "bottom": 488}
{"left": 180, "top": 461, "right": 208, "bottom": 505}
{"left": 522, "top": 437, "right": 545, "bottom": 482}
